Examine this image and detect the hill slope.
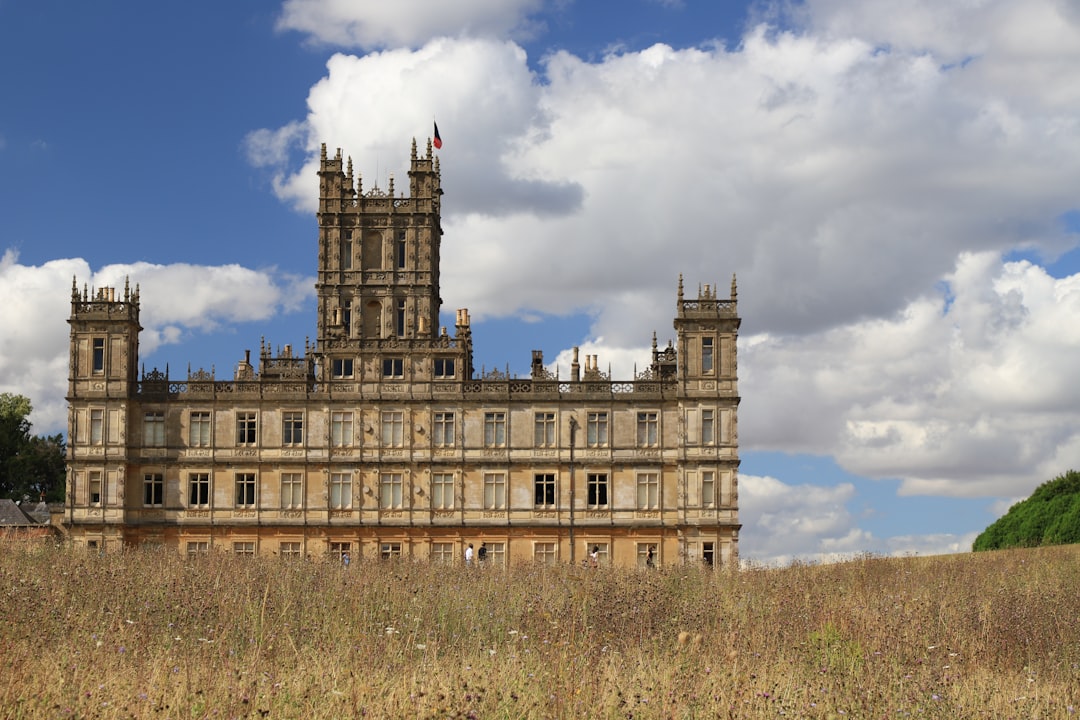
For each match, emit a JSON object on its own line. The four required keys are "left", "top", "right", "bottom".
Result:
{"left": 973, "top": 469, "right": 1080, "bottom": 551}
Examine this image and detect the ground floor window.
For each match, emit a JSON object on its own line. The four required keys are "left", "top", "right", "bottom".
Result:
{"left": 329, "top": 542, "right": 351, "bottom": 563}
{"left": 702, "top": 541, "right": 715, "bottom": 566}
{"left": 280, "top": 541, "right": 302, "bottom": 559}
{"left": 233, "top": 541, "right": 256, "bottom": 556}
{"left": 186, "top": 541, "right": 209, "bottom": 558}
{"left": 431, "top": 542, "right": 455, "bottom": 563}
{"left": 485, "top": 541, "right": 506, "bottom": 567}
{"left": 586, "top": 542, "right": 610, "bottom": 566}
{"left": 637, "top": 542, "right": 658, "bottom": 568}
{"left": 533, "top": 542, "right": 557, "bottom": 565}
{"left": 380, "top": 542, "right": 403, "bottom": 560}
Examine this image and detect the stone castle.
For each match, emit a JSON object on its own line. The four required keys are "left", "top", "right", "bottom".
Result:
{"left": 64, "top": 139, "right": 740, "bottom": 567}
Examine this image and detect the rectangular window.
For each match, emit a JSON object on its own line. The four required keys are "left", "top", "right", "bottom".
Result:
{"left": 587, "top": 473, "right": 609, "bottom": 508}
{"left": 587, "top": 412, "right": 608, "bottom": 448}
{"left": 236, "top": 412, "right": 257, "bottom": 446}
{"left": 189, "top": 411, "right": 211, "bottom": 447}
{"left": 235, "top": 473, "right": 256, "bottom": 508}
{"left": 396, "top": 299, "right": 406, "bottom": 336}
{"left": 328, "top": 542, "right": 351, "bottom": 562}
{"left": 637, "top": 543, "right": 658, "bottom": 568}
{"left": 329, "top": 472, "right": 352, "bottom": 509}
{"left": 90, "top": 408, "right": 104, "bottom": 445}
{"left": 433, "top": 412, "right": 455, "bottom": 447}
{"left": 483, "top": 472, "right": 506, "bottom": 509}
{"left": 89, "top": 471, "right": 102, "bottom": 505}
{"left": 534, "top": 473, "right": 556, "bottom": 508}
{"left": 342, "top": 231, "right": 353, "bottom": 270}
{"left": 380, "top": 472, "right": 403, "bottom": 509}
{"left": 143, "top": 473, "right": 163, "bottom": 507}
{"left": 331, "top": 358, "right": 354, "bottom": 378}
{"left": 381, "top": 411, "right": 404, "bottom": 447}
{"left": 587, "top": 542, "right": 610, "bottom": 566}
{"left": 341, "top": 301, "right": 352, "bottom": 335}
{"left": 701, "top": 471, "right": 715, "bottom": 508}
{"left": 484, "top": 412, "right": 506, "bottom": 447}
{"left": 702, "top": 337, "right": 714, "bottom": 374}
{"left": 186, "top": 541, "right": 209, "bottom": 558}
{"left": 637, "top": 412, "right": 658, "bottom": 447}
{"left": 636, "top": 473, "right": 659, "bottom": 509}
{"left": 280, "top": 541, "right": 302, "bottom": 559}
{"left": 434, "top": 357, "right": 455, "bottom": 378}
{"left": 282, "top": 412, "right": 304, "bottom": 446}
{"left": 431, "top": 473, "right": 455, "bottom": 510}
{"left": 702, "top": 541, "right": 715, "bottom": 567}
{"left": 534, "top": 412, "right": 556, "bottom": 447}
{"left": 92, "top": 337, "right": 105, "bottom": 374}
{"left": 331, "top": 411, "right": 354, "bottom": 447}
{"left": 486, "top": 541, "right": 506, "bottom": 566}
{"left": 701, "top": 409, "right": 715, "bottom": 445}
{"left": 382, "top": 357, "right": 404, "bottom": 378}
{"left": 143, "top": 412, "right": 165, "bottom": 447}
{"left": 431, "top": 542, "right": 455, "bottom": 563}
{"left": 280, "top": 473, "right": 303, "bottom": 509}
{"left": 233, "top": 541, "right": 256, "bottom": 557}
{"left": 534, "top": 542, "right": 557, "bottom": 565}
{"left": 189, "top": 473, "right": 210, "bottom": 507}
{"left": 396, "top": 231, "right": 407, "bottom": 269}
{"left": 381, "top": 542, "right": 403, "bottom": 560}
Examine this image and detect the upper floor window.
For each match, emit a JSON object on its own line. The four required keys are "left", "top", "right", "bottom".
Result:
{"left": 332, "top": 357, "right": 354, "bottom": 379}
{"left": 189, "top": 473, "right": 210, "bottom": 507}
{"left": 433, "top": 357, "right": 455, "bottom": 379}
{"left": 483, "top": 472, "right": 506, "bottom": 509}
{"left": 636, "top": 472, "right": 659, "bottom": 509}
{"left": 381, "top": 411, "right": 404, "bottom": 447}
{"left": 143, "top": 473, "right": 163, "bottom": 507}
{"left": 484, "top": 412, "right": 506, "bottom": 447}
{"left": 431, "top": 473, "right": 455, "bottom": 510}
{"left": 395, "top": 299, "right": 406, "bottom": 337}
{"left": 702, "top": 337, "right": 714, "bottom": 374}
{"left": 282, "top": 412, "right": 304, "bottom": 446}
{"left": 92, "top": 338, "right": 105, "bottom": 375}
{"left": 281, "top": 473, "right": 303, "bottom": 509}
{"left": 380, "top": 472, "right": 404, "bottom": 509}
{"left": 89, "top": 471, "right": 103, "bottom": 505}
{"left": 637, "top": 412, "right": 659, "bottom": 447}
{"left": 331, "top": 411, "right": 353, "bottom": 448}
{"left": 396, "top": 231, "right": 407, "bottom": 269}
{"left": 235, "top": 472, "right": 257, "bottom": 508}
{"left": 90, "top": 408, "right": 104, "bottom": 446}
{"left": 534, "top": 412, "right": 556, "bottom": 447}
{"left": 329, "top": 472, "right": 352, "bottom": 509}
{"left": 433, "top": 412, "right": 455, "bottom": 447}
{"left": 587, "top": 473, "right": 609, "bottom": 508}
{"left": 701, "top": 471, "right": 716, "bottom": 508}
{"left": 143, "top": 411, "right": 165, "bottom": 447}
{"left": 701, "top": 409, "right": 715, "bottom": 445}
{"left": 342, "top": 230, "right": 353, "bottom": 270}
{"left": 587, "top": 412, "right": 608, "bottom": 448}
{"left": 189, "top": 411, "right": 211, "bottom": 447}
{"left": 383, "top": 357, "right": 404, "bottom": 378}
{"left": 534, "top": 473, "right": 556, "bottom": 508}
{"left": 236, "top": 412, "right": 257, "bottom": 446}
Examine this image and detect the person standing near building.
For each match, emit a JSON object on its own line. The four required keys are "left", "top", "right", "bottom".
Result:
{"left": 465, "top": 543, "right": 474, "bottom": 565}
{"left": 478, "top": 542, "right": 487, "bottom": 564}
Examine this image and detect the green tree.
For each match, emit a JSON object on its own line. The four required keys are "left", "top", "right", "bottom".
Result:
{"left": 973, "top": 469, "right": 1080, "bottom": 551}
{"left": 0, "top": 393, "right": 66, "bottom": 503}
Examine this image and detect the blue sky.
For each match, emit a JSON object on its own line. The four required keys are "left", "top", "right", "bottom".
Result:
{"left": 2, "top": 0, "right": 1080, "bottom": 564}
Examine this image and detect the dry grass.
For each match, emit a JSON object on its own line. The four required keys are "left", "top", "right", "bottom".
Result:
{"left": 1, "top": 542, "right": 1078, "bottom": 719}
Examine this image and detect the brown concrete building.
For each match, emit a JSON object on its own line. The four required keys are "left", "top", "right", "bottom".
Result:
{"left": 64, "top": 140, "right": 740, "bottom": 567}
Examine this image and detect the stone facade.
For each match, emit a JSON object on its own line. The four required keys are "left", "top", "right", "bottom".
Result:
{"left": 64, "top": 140, "right": 741, "bottom": 567}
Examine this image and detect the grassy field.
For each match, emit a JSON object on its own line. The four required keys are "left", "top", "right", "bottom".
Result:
{"left": 1, "top": 541, "right": 1077, "bottom": 719}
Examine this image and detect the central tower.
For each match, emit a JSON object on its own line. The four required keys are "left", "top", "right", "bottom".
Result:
{"left": 314, "top": 139, "right": 471, "bottom": 381}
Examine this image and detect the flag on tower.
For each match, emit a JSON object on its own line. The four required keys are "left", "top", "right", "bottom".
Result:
{"left": 433, "top": 121, "right": 443, "bottom": 149}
